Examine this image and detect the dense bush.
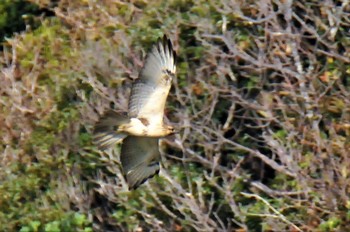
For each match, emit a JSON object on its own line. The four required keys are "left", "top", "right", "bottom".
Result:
{"left": 1, "top": 0, "right": 349, "bottom": 231}
{"left": 0, "top": 0, "right": 50, "bottom": 43}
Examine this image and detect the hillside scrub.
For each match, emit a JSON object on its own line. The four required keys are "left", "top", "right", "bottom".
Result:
{"left": 1, "top": 0, "right": 349, "bottom": 231}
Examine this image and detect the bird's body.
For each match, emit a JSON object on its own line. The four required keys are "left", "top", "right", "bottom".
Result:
{"left": 93, "top": 35, "right": 176, "bottom": 189}
{"left": 118, "top": 117, "right": 173, "bottom": 137}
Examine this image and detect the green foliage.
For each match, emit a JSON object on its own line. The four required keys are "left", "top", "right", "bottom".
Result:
{"left": 18, "top": 212, "right": 92, "bottom": 232}
{"left": 319, "top": 216, "right": 341, "bottom": 231}
{"left": 0, "top": 0, "right": 41, "bottom": 42}
{"left": 0, "top": 6, "right": 91, "bottom": 231}
{"left": 1, "top": 0, "right": 350, "bottom": 231}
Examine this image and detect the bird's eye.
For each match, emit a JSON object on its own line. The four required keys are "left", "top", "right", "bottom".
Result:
{"left": 163, "top": 69, "right": 175, "bottom": 77}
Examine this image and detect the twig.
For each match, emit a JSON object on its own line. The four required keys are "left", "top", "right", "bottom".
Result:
{"left": 241, "top": 192, "right": 302, "bottom": 232}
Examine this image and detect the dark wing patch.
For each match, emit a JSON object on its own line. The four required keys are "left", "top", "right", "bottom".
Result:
{"left": 139, "top": 117, "right": 150, "bottom": 126}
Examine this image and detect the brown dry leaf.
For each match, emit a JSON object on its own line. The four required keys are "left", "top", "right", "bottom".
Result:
{"left": 235, "top": 228, "right": 247, "bottom": 232}
{"left": 192, "top": 82, "right": 204, "bottom": 95}
{"left": 174, "top": 224, "right": 183, "bottom": 231}
{"left": 319, "top": 71, "right": 330, "bottom": 83}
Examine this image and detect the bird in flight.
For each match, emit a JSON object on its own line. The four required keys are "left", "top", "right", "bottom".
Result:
{"left": 94, "top": 35, "right": 177, "bottom": 189}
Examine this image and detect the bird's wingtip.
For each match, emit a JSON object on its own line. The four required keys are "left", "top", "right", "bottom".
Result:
{"left": 159, "top": 34, "right": 176, "bottom": 69}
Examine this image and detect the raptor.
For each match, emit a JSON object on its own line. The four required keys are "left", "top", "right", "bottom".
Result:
{"left": 94, "top": 35, "right": 177, "bottom": 189}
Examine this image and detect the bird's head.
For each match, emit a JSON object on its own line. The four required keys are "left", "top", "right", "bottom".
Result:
{"left": 166, "top": 125, "right": 178, "bottom": 135}
{"left": 161, "top": 69, "right": 175, "bottom": 83}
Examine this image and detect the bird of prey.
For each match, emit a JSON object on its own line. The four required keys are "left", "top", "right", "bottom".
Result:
{"left": 94, "top": 35, "right": 176, "bottom": 189}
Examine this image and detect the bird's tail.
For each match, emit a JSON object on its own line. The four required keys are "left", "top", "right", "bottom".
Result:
{"left": 93, "top": 110, "right": 130, "bottom": 150}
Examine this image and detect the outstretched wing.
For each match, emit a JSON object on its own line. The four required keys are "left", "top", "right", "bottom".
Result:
{"left": 128, "top": 35, "right": 176, "bottom": 125}
{"left": 120, "top": 136, "right": 161, "bottom": 189}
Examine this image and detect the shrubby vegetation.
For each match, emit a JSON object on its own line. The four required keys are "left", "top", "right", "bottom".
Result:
{"left": 0, "top": 0, "right": 49, "bottom": 43}
{"left": 1, "top": 0, "right": 349, "bottom": 231}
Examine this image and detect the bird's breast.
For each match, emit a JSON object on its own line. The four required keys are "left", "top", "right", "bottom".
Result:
{"left": 122, "top": 118, "right": 167, "bottom": 137}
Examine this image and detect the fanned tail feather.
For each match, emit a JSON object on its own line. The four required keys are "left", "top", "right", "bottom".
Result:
{"left": 93, "top": 111, "right": 130, "bottom": 150}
